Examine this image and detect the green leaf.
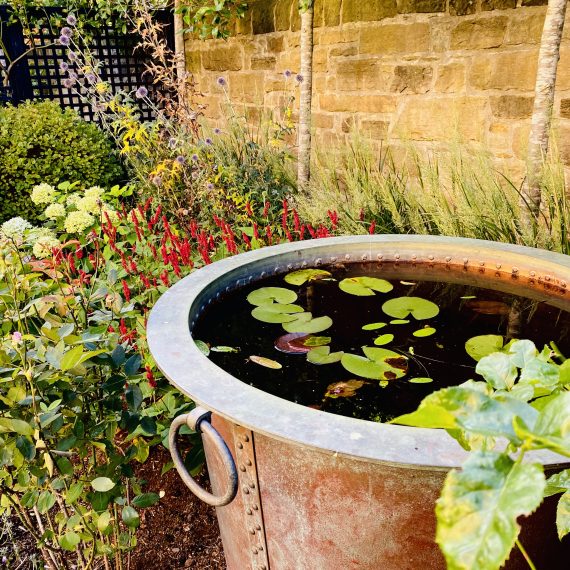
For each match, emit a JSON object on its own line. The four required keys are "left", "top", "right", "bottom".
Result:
{"left": 409, "top": 377, "right": 433, "bottom": 384}
{"left": 465, "top": 335, "right": 504, "bottom": 362}
{"left": 518, "top": 358, "right": 560, "bottom": 396}
{"left": 284, "top": 268, "right": 331, "bottom": 285}
{"left": 247, "top": 287, "right": 297, "bottom": 306}
{"left": 307, "top": 346, "right": 343, "bottom": 365}
{"left": 303, "top": 336, "right": 331, "bottom": 347}
{"left": 66, "top": 482, "right": 83, "bottom": 504}
{"left": 15, "top": 436, "right": 35, "bottom": 460}
{"left": 373, "top": 334, "right": 394, "bottom": 346}
{"left": 559, "top": 360, "right": 570, "bottom": 385}
{"left": 194, "top": 340, "right": 210, "bottom": 356}
{"left": 362, "top": 322, "right": 386, "bottom": 331}
{"left": 132, "top": 493, "right": 160, "bottom": 508}
{"left": 0, "top": 418, "right": 34, "bottom": 436}
{"left": 125, "top": 354, "right": 142, "bottom": 376}
{"left": 382, "top": 296, "right": 439, "bottom": 320}
{"left": 507, "top": 340, "right": 538, "bottom": 368}
{"left": 436, "top": 451, "right": 545, "bottom": 570}
{"left": 282, "top": 315, "right": 333, "bottom": 334}
{"left": 97, "top": 511, "right": 112, "bottom": 532}
{"left": 210, "top": 346, "right": 239, "bottom": 353}
{"left": 545, "top": 469, "right": 570, "bottom": 497}
{"left": 251, "top": 306, "right": 301, "bottom": 323}
{"left": 556, "top": 491, "right": 570, "bottom": 539}
{"left": 341, "top": 354, "right": 386, "bottom": 380}
{"left": 37, "top": 491, "right": 56, "bottom": 514}
{"left": 125, "top": 385, "right": 143, "bottom": 412}
{"left": 342, "top": 348, "right": 407, "bottom": 381}
{"left": 339, "top": 276, "right": 393, "bottom": 296}
{"left": 122, "top": 506, "right": 140, "bottom": 529}
{"left": 249, "top": 355, "right": 282, "bottom": 369}
{"left": 325, "top": 380, "right": 365, "bottom": 398}
{"left": 475, "top": 353, "right": 518, "bottom": 390}
{"left": 91, "top": 477, "right": 116, "bottom": 493}
{"left": 390, "top": 319, "right": 410, "bottom": 325}
{"left": 60, "top": 345, "right": 84, "bottom": 371}
{"left": 60, "top": 531, "right": 81, "bottom": 551}
{"left": 413, "top": 327, "right": 436, "bottom": 338}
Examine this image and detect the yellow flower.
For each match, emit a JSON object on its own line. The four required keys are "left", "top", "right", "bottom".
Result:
{"left": 44, "top": 203, "right": 66, "bottom": 220}
{"left": 85, "top": 186, "right": 104, "bottom": 199}
{"left": 64, "top": 210, "right": 95, "bottom": 233}
{"left": 33, "top": 236, "right": 61, "bottom": 259}
{"left": 31, "top": 183, "right": 56, "bottom": 205}
{"left": 95, "top": 82, "right": 109, "bottom": 94}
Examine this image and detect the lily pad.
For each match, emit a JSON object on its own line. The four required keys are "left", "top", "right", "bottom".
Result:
{"left": 413, "top": 327, "right": 436, "bottom": 338}
{"left": 390, "top": 319, "right": 410, "bottom": 325}
{"left": 342, "top": 347, "right": 408, "bottom": 381}
{"left": 284, "top": 269, "right": 331, "bottom": 286}
{"left": 465, "top": 335, "right": 504, "bottom": 362}
{"left": 249, "top": 355, "right": 282, "bottom": 369}
{"left": 247, "top": 287, "right": 297, "bottom": 306}
{"left": 211, "top": 346, "right": 239, "bottom": 353}
{"left": 339, "top": 277, "right": 393, "bottom": 296}
{"left": 325, "top": 380, "right": 365, "bottom": 398}
{"left": 409, "top": 377, "right": 434, "bottom": 384}
{"left": 374, "top": 334, "right": 394, "bottom": 346}
{"left": 194, "top": 340, "right": 210, "bottom": 356}
{"left": 251, "top": 306, "right": 303, "bottom": 324}
{"left": 274, "top": 333, "right": 311, "bottom": 354}
{"left": 283, "top": 315, "right": 333, "bottom": 334}
{"left": 307, "top": 346, "right": 344, "bottom": 365}
{"left": 362, "top": 322, "right": 387, "bottom": 331}
{"left": 303, "top": 336, "right": 331, "bottom": 347}
{"left": 382, "top": 296, "right": 440, "bottom": 320}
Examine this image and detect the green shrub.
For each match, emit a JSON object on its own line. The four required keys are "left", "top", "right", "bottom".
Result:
{"left": 0, "top": 100, "right": 124, "bottom": 222}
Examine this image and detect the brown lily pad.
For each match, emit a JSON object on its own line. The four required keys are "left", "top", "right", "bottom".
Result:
{"left": 274, "top": 333, "right": 311, "bottom": 354}
{"left": 325, "top": 380, "right": 366, "bottom": 399}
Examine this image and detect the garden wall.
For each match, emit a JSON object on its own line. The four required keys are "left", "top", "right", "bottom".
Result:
{"left": 185, "top": 0, "right": 570, "bottom": 179}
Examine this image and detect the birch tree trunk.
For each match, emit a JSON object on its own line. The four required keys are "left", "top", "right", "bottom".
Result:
{"left": 298, "top": 2, "right": 314, "bottom": 190}
{"left": 173, "top": 0, "right": 187, "bottom": 82}
{"left": 521, "top": 0, "right": 567, "bottom": 231}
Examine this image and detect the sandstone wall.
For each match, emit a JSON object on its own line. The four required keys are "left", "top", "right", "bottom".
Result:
{"left": 185, "top": 0, "right": 570, "bottom": 179}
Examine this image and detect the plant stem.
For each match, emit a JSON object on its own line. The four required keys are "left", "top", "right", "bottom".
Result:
{"left": 516, "top": 538, "right": 537, "bottom": 570}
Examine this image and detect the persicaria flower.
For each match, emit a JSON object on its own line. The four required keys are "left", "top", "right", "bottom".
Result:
{"left": 122, "top": 279, "right": 131, "bottom": 302}
{"left": 31, "top": 183, "right": 56, "bottom": 205}
{"left": 59, "top": 35, "right": 70, "bottom": 46}
{"left": 44, "top": 203, "right": 66, "bottom": 220}
{"left": 61, "top": 26, "right": 73, "bottom": 37}
{"left": 135, "top": 86, "right": 148, "bottom": 99}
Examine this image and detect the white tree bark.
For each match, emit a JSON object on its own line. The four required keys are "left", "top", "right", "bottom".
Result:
{"left": 297, "top": 3, "right": 314, "bottom": 190}
{"left": 173, "top": 0, "right": 187, "bottom": 82}
{"left": 521, "top": 0, "right": 568, "bottom": 230}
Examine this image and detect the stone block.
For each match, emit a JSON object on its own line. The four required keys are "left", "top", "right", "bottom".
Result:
{"left": 391, "top": 65, "right": 433, "bottom": 94}
{"left": 505, "top": 13, "right": 545, "bottom": 45}
{"left": 203, "top": 45, "right": 243, "bottom": 71}
{"left": 341, "top": 0, "right": 398, "bottom": 23}
{"left": 449, "top": 0, "right": 476, "bottom": 16}
{"left": 185, "top": 47, "right": 201, "bottom": 74}
{"left": 560, "top": 99, "right": 570, "bottom": 119}
{"left": 319, "top": 94, "right": 397, "bottom": 113}
{"left": 265, "top": 76, "right": 287, "bottom": 92}
{"left": 555, "top": 48, "right": 570, "bottom": 90}
{"left": 559, "top": 123, "right": 570, "bottom": 165}
{"left": 252, "top": 0, "right": 277, "bottom": 34}
{"left": 291, "top": 4, "right": 301, "bottom": 32}
{"left": 312, "top": 113, "right": 335, "bottom": 129}
{"left": 267, "top": 35, "right": 285, "bottom": 52}
{"left": 334, "top": 58, "right": 380, "bottom": 91}
{"left": 481, "top": 0, "right": 516, "bottom": 10}
{"left": 330, "top": 45, "right": 358, "bottom": 57}
{"left": 341, "top": 116, "right": 356, "bottom": 133}
{"left": 229, "top": 72, "right": 265, "bottom": 103}
{"left": 313, "top": 46, "right": 329, "bottom": 73}
{"left": 450, "top": 16, "right": 508, "bottom": 50}
{"left": 251, "top": 55, "right": 277, "bottom": 70}
{"left": 512, "top": 124, "right": 531, "bottom": 159}
{"left": 317, "top": 28, "right": 358, "bottom": 45}
{"left": 360, "top": 23, "right": 431, "bottom": 54}
{"left": 435, "top": 62, "right": 466, "bottom": 93}
{"left": 395, "top": 97, "right": 489, "bottom": 141}
{"left": 314, "top": 0, "right": 341, "bottom": 27}
{"left": 275, "top": 0, "right": 293, "bottom": 31}
{"left": 490, "top": 95, "right": 534, "bottom": 119}
{"left": 469, "top": 51, "right": 538, "bottom": 91}
{"left": 361, "top": 119, "right": 390, "bottom": 138}
{"left": 396, "top": 0, "right": 446, "bottom": 13}
{"left": 521, "top": 0, "right": 547, "bottom": 5}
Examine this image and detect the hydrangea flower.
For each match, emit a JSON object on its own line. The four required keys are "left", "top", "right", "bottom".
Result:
{"left": 33, "top": 235, "right": 61, "bottom": 259}
{"left": 64, "top": 210, "right": 95, "bottom": 233}
{"left": 66, "top": 193, "right": 81, "bottom": 208}
{"left": 85, "top": 186, "right": 104, "bottom": 199}
{"left": 77, "top": 195, "right": 100, "bottom": 213}
{"left": 31, "top": 183, "right": 56, "bottom": 205}
{"left": 44, "top": 203, "right": 66, "bottom": 220}
{"left": 1, "top": 217, "right": 32, "bottom": 239}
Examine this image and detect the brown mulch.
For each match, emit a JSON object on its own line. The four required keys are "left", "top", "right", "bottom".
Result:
{"left": 3, "top": 447, "right": 226, "bottom": 570}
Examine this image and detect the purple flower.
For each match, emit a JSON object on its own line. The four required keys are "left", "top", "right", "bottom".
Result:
{"left": 214, "top": 128, "right": 221, "bottom": 135}
{"left": 191, "top": 153, "right": 199, "bottom": 162}
{"left": 86, "top": 73, "right": 97, "bottom": 84}
{"left": 61, "top": 26, "right": 73, "bottom": 37}
{"left": 59, "top": 35, "right": 70, "bottom": 46}
{"left": 205, "top": 138, "right": 213, "bottom": 146}
{"left": 68, "top": 50, "right": 78, "bottom": 60}
{"left": 63, "top": 78, "right": 75, "bottom": 89}
{"left": 207, "top": 183, "right": 214, "bottom": 190}
{"left": 284, "top": 70, "right": 292, "bottom": 78}
{"left": 59, "top": 61, "right": 69, "bottom": 72}
{"left": 12, "top": 332, "right": 22, "bottom": 343}
{"left": 66, "top": 14, "right": 77, "bottom": 26}
{"left": 217, "top": 76, "right": 227, "bottom": 87}
{"left": 191, "top": 171, "right": 199, "bottom": 180}
{"left": 69, "top": 71, "right": 78, "bottom": 80}
{"left": 295, "top": 74, "right": 304, "bottom": 83}
{"left": 168, "top": 137, "right": 177, "bottom": 149}
{"left": 175, "top": 155, "right": 186, "bottom": 165}
{"left": 152, "top": 175, "right": 162, "bottom": 187}
{"left": 135, "top": 86, "right": 148, "bottom": 99}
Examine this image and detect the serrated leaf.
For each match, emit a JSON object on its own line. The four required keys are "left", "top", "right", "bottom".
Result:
{"left": 91, "top": 477, "right": 116, "bottom": 492}
{"left": 476, "top": 353, "right": 518, "bottom": 390}
{"left": 436, "top": 451, "right": 545, "bottom": 570}
{"left": 556, "top": 491, "right": 570, "bottom": 539}
{"left": 339, "top": 276, "right": 393, "bottom": 296}
{"left": 465, "top": 335, "right": 504, "bottom": 362}
{"left": 284, "top": 268, "right": 331, "bottom": 285}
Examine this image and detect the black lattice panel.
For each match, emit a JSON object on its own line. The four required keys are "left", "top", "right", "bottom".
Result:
{"left": 0, "top": 6, "right": 174, "bottom": 121}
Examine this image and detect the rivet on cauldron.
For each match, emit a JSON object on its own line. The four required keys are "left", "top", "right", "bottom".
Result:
{"left": 243, "top": 435, "right": 250, "bottom": 442}
{"left": 361, "top": 254, "right": 368, "bottom": 261}
{"left": 248, "top": 276, "right": 253, "bottom": 282}
{"left": 250, "top": 528, "right": 256, "bottom": 535}
{"left": 479, "top": 261, "right": 485, "bottom": 267}
{"left": 345, "top": 254, "right": 351, "bottom": 261}
{"left": 545, "top": 275, "right": 551, "bottom": 281}
{"left": 236, "top": 280, "right": 242, "bottom": 287}
{"left": 394, "top": 253, "right": 400, "bottom": 260}
{"left": 246, "top": 459, "right": 252, "bottom": 466}
{"left": 260, "top": 272, "right": 266, "bottom": 278}
{"left": 330, "top": 256, "right": 337, "bottom": 263}
{"left": 301, "top": 261, "right": 308, "bottom": 268}
{"left": 496, "top": 263, "right": 502, "bottom": 269}
{"left": 246, "top": 508, "right": 253, "bottom": 515}
{"left": 260, "top": 565, "right": 267, "bottom": 570}
{"left": 253, "top": 505, "right": 259, "bottom": 511}
{"left": 215, "top": 292, "right": 220, "bottom": 299}
{"left": 252, "top": 547, "right": 258, "bottom": 554}
{"left": 463, "top": 258, "right": 468, "bottom": 264}
{"left": 562, "top": 281, "right": 567, "bottom": 288}
{"left": 257, "top": 545, "right": 264, "bottom": 551}
{"left": 255, "top": 524, "right": 261, "bottom": 531}
{"left": 445, "top": 256, "right": 451, "bottom": 263}
{"left": 411, "top": 254, "right": 417, "bottom": 260}
{"left": 240, "top": 465, "right": 246, "bottom": 472}
{"left": 377, "top": 253, "right": 383, "bottom": 260}
{"left": 273, "top": 267, "right": 279, "bottom": 274}
{"left": 249, "top": 482, "right": 256, "bottom": 489}
{"left": 428, "top": 255, "right": 434, "bottom": 261}
{"left": 287, "top": 264, "right": 293, "bottom": 270}
{"left": 243, "top": 486, "right": 250, "bottom": 494}
{"left": 530, "top": 271, "right": 536, "bottom": 277}
{"left": 237, "top": 443, "right": 244, "bottom": 449}
{"left": 316, "top": 258, "right": 322, "bottom": 266}
{"left": 512, "top": 267, "right": 519, "bottom": 274}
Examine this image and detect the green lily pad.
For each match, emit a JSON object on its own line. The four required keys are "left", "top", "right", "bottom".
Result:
{"left": 413, "top": 327, "right": 436, "bottom": 338}
{"left": 465, "top": 334, "right": 504, "bottom": 362}
{"left": 303, "top": 336, "right": 331, "bottom": 347}
{"left": 374, "top": 334, "right": 394, "bottom": 346}
{"left": 342, "top": 347, "right": 408, "bottom": 381}
{"left": 194, "top": 340, "right": 210, "bottom": 356}
{"left": 283, "top": 315, "right": 333, "bottom": 334}
{"left": 325, "top": 380, "right": 365, "bottom": 398}
{"left": 284, "top": 269, "right": 331, "bottom": 286}
{"left": 390, "top": 319, "right": 410, "bottom": 325}
{"left": 409, "top": 377, "right": 434, "bottom": 384}
{"left": 251, "top": 304, "right": 304, "bottom": 323}
{"left": 339, "top": 277, "right": 393, "bottom": 296}
{"left": 307, "top": 346, "right": 344, "bottom": 365}
{"left": 247, "top": 287, "right": 297, "bottom": 306}
{"left": 362, "top": 322, "right": 387, "bottom": 331}
{"left": 382, "top": 296, "right": 440, "bottom": 320}
{"left": 341, "top": 354, "right": 386, "bottom": 380}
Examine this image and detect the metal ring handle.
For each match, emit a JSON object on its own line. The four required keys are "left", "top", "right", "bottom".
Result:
{"left": 169, "top": 407, "right": 238, "bottom": 507}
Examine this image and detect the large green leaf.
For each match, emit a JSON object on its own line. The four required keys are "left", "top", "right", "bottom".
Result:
{"left": 91, "top": 477, "right": 116, "bottom": 492}
{"left": 0, "top": 418, "right": 34, "bottom": 436}
{"left": 381, "top": 296, "right": 439, "bottom": 320}
{"left": 122, "top": 505, "right": 140, "bottom": 529}
{"left": 60, "top": 345, "right": 84, "bottom": 371}
{"left": 436, "top": 451, "right": 545, "bottom": 570}
{"left": 247, "top": 287, "right": 297, "bottom": 306}
{"left": 132, "top": 492, "right": 160, "bottom": 508}
{"left": 556, "top": 491, "right": 570, "bottom": 540}
{"left": 518, "top": 358, "right": 560, "bottom": 396}
{"left": 545, "top": 469, "right": 570, "bottom": 497}
{"left": 307, "top": 346, "right": 343, "bottom": 365}
{"left": 60, "top": 531, "right": 81, "bottom": 551}
{"left": 251, "top": 305, "right": 302, "bottom": 323}
{"left": 475, "top": 353, "right": 518, "bottom": 390}
{"left": 282, "top": 315, "right": 333, "bottom": 334}
{"left": 339, "top": 276, "right": 393, "bottom": 296}
{"left": 284, "top": 269, "right": 331, "bottom": 285}
{"left": 465, "top": 335, "right": 504, "bottom": 362}
{"left": 507, "top": 340, "right": 538, "bottom": 368}
{"left": 342, "top": 347, "right": 408, "bottom": 381}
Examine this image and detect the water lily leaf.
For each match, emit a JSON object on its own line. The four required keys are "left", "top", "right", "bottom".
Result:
{"left": 247, "top": 287, "right": 297, "bottom": 306}
{"left": 340, "top": 354, "right": 386, "bottom": 380}
{"left": 284, "top": 269, "right": 331, "bottom": 285}
{"left": 251, "top": 306, "right": 301, "bottom": 323}
{"left": 194, "top": 340, "right": 210, "bottom": 356}
{"left": 409, "top": 377, "right": 433, "bottom": 384}
{"left": 362, "top": 322, "right": 387, "bottom": 331}
{"left": 339, "top": 276, "right": 393, "bottom": 296}
{"left": 307, "top": 346, "right": 344, "bottom": 365}
{"left": 465, "top": 335, "right": 504, "bottom": 361}
{"left": 342, "top": 348, "right": 408, "bottom": 381}
{"left": 465, "top": 300, "right": 510, "bottom": 315}
{"left": 325, "top": 380, "right": 365, "bottom": 398}
{"left": 374, "top": 334, "right": 394, "bottom": 346}
{"left": 249, "top": 355, "right": 282, "bottom": 369}
{"left": 382, "top": 297, "right": 439, "bottom": 320}
{"left": 436, "top": 451, "right": 545, "bottom": 570}
{"left": 303, "top": 336, "right": 331, "bottom": 347}
{"left": 390, "top": 319, "right": 410, "bottom": 325}
{"left": 275, "top": 333, "right": 311, "bottom": 354}
{"left": 211, "top": 346, "right": 239, "bottom": 353}
{"left": 283, "top": 315, "right": 333, "bottom": 334}
{"left": 413, "top": 327, "right": 436, "bottom": 338}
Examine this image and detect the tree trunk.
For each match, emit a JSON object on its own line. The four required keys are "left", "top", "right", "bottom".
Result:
{"left": 297, "top": 3, "right": 314, "bottom": 190}
{"left": 521, "top": 0, "right": 567, "bottom": 231}
{"left": 173, "top": 0, "right": 186, "bottom": 81}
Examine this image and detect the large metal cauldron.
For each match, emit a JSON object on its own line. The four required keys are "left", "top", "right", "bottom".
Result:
{"left": 147, "top": 236, "right": 570, "bottom": 570}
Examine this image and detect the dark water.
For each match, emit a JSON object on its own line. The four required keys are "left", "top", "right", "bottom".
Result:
{"left": 193, "top": 264, "right": 570, "bottom": 422}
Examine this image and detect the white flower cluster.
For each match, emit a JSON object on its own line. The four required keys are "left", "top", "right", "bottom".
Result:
{"left": 31, "top": 183, "right": 56, "bottom": 205}
{"left": 1, "top": 217, "right": 32, "bottom": 239}
{"left": 64, "top": 210, "right": 95, "bottom": 233}
{"left": 33, "top": 235, "right": 61, "bottom": 259}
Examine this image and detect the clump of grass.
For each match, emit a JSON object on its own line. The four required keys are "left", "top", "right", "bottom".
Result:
{"left": 298, "top": 133, "right": 570, "bottom": 254}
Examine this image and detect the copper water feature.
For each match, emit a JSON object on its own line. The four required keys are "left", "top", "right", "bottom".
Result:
{"left": 147, "top": 235, "right": 570, "bottom": 569}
